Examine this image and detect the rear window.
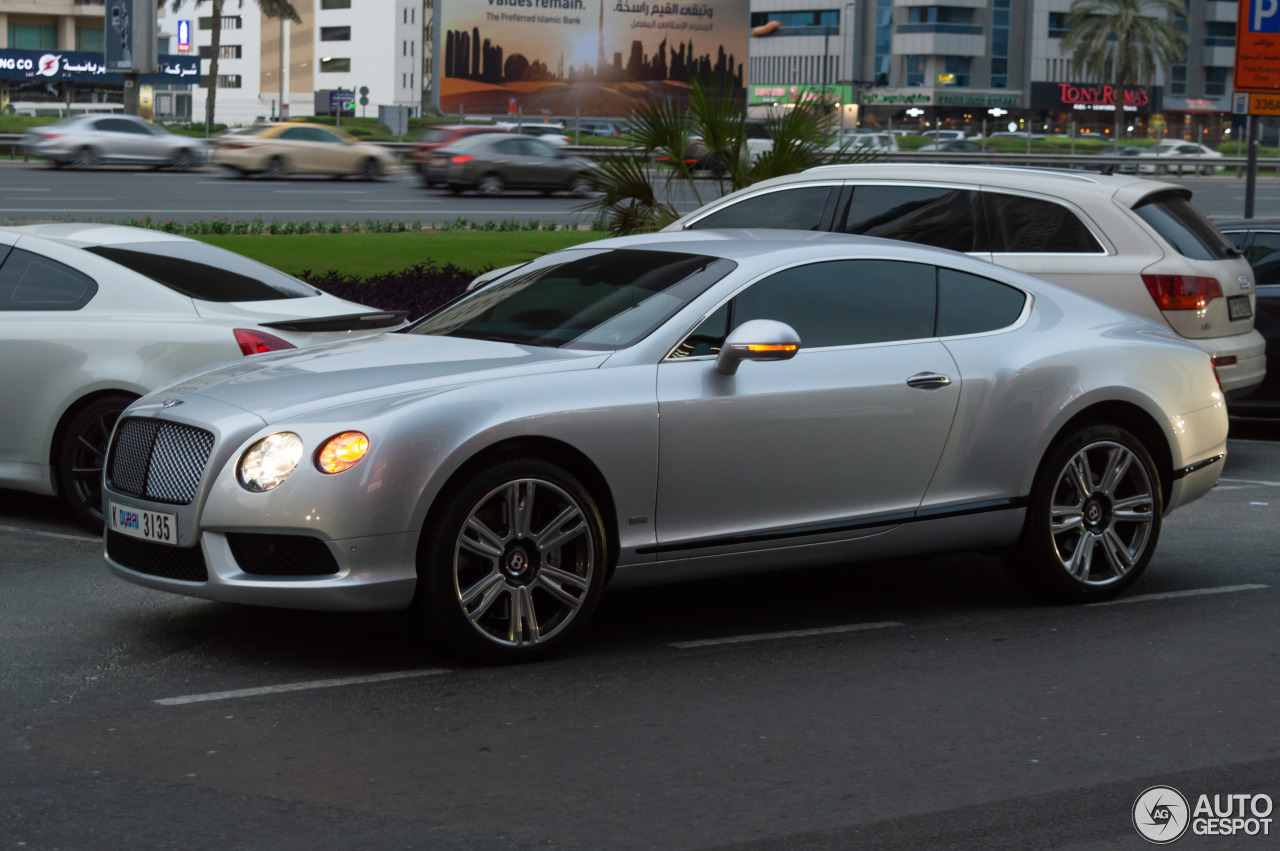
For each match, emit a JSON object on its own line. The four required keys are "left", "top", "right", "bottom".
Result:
{"left": 1131, "top": 191, "right": 1238, "bottom": 261}
{"left": 87, "top": 242, "right": 318, "bottom": 302}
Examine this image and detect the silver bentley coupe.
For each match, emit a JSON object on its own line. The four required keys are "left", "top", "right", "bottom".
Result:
{"left": 103, "top": 231, "right": 1229, "bottom": 662}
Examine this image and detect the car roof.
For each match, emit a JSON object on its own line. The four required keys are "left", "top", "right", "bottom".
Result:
{"left": 789, "top": 162, "right": 1176, "bottom": 200}
{"left": 1, "top": 223, "right": 193, "bottom": 248}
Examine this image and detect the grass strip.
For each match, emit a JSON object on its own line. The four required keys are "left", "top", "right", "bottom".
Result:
{"left": 191, "top": 230, "right": 608, "bottom": 276}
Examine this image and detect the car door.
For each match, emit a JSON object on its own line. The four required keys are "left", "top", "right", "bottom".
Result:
{"left": 522, "top": 137, "right": 566, "bottom": 188}
{"left": 93, "top": 118, "right": 152, "bottom": 162}
{"left": 654, "top": 258, "right": 961, "bottom": 554}
{"left": 489, "top": 137, "right": 536, "bottom": 187}
{"left": 273, "top": 126, "right": 320, "bottom": 172}
{"left": 308, "top": 126, "right": 355, "bottom": 174}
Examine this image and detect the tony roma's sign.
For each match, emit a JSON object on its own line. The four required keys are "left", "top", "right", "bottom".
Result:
{"left": 1030, "top": 82, "right": 1159, "bottom": 113}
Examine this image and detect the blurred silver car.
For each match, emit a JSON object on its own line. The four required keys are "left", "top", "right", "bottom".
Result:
{"left": 25, "top": 115, "right": 206, "bottom": 170}
{"left": 104, "top": 230, "right": 1227, "bottom": 663}
{"left": 426, "top": 133, "right": 595, "bottom": 196}
{"left": 0, "top": 224, "right": 405, "bottom": 530}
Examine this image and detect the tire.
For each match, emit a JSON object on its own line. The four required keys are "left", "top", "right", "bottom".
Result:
{"left": 72, "top": 147, "right": 100, "bottom": 169}
{"left": 261, "top": 156, "right": 288, "bottom": 179}
{"left": 568, "top": 174, "right": 594, "bottom": 197}
{"left": 171, "top": 148, "right": 198, "bottom": 171}
{"left": 1012, "top": 425, "right": 1162, "bottom": 603}
{"left": 477, "top": 173, "right": 505, "bottom": 196}
{"left": 415, "top": 457, "right": 609, "bottom": 663}
{"left": 55, "top": 394, "right": 136, "bottom": 533}
{"left": 359, "top": 157, "right": 383, "bottom": 181}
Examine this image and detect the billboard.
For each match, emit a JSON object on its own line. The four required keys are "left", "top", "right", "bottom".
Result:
{"left": 1236, "top": 0, "right": 1280, "bottom": 91}
{"left": 433, "top": 0, "right": 749, "bottom": 117}
{"left": 0, "top": 49, "right": 198, "bottom": 84}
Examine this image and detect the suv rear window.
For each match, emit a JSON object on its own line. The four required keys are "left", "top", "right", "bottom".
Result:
{"left": 87, "top": 242, "right": 318, "bottom": 302}
{"left": 1131, "top": 191, "right": 1238, "bottom": 261}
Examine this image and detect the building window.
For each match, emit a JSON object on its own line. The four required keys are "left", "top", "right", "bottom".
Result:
{"left": 321, "top": 26, "right": 351, "bottom": 41}
{"left": 320, "top": 57, "right": 352, "bottom": 73}
{"left": 1205, "top": 66, "right": 1229, "bottom": 96}
{"left": 1170, "top": 64, "right": 1187, "bottom": 95}
{"left": 1048, "top": 12, "right": 1070, "bottom": 38}
{"left": 76, "top": 27, "right": 105, "bottom": 52}
{"left": 748, "top": 10, "right": 839, "bottom": 35}
{"left": 7, "top": 24, "right": 57, "bottom": 49}
{"left": 321, "top": 0, "right": 351, "bottom": 8}
{"left": 874, "top": 0, "right": 891, "bottom": 86}
{"left": 991, "top": 0, "right": 1010, "bottom": 89}
{"left": 198, "top": 16, "right": 241, "bottom": 30}
{"left": 1204, "top": 21, "right": 1235, "bottom": 47}
{"left": 906, "top": 7, "right": 973, "bottom": 23}
{"left": 907, "top": 55, "right": 925, "bottom": 87}
{"left": 942, "top": 56, "right": 970, "bottom": 87}
{"left": 200, "top": 44, "right": 242, "bottom": 59}
{"left": 218, "top": 74, "right": 242, "bottom": 88}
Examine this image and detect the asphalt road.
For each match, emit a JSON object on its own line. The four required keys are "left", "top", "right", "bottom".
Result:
{"left": 2, "top": 161, "right": 1278, "bottom": 225}
{"left": 2, "top": 428, "right": 1278, "bottom": 849}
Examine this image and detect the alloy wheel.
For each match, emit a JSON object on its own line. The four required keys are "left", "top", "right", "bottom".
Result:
{"left": 1047, "top": 440, "right": 1155, "bottom": 587}
{"left": 452, "top": 478, "right": 595, "bottom": 648}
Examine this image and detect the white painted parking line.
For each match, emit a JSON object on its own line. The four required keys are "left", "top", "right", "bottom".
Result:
{"left": 669, "top": 621, "right": 903, "bottom": 649}
{"left": 0, "top": 524, "right": 98, "bottom": 543}
{"left": 155, "top": 669, "right": 450, "bottom": 706}
{"left": 1219, "top": 478, "right": 1280, "bottom": 487}
{"left": 1087, "top": 584, "right": 1268, "bottom": 607}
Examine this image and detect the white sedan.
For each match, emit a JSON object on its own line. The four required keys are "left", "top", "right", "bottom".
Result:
{"left": 0, "top": 224, "right": 406, "bottom": 530}
{"left": 1134, "top": 141, "right": 1224, "bottom": 175}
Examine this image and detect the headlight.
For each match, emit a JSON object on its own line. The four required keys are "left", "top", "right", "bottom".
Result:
{"left": 316, "top": 431, "right": 369, "bottom": 474}
{"left": 238, "top": 432, "right": 304, "bottom": 492}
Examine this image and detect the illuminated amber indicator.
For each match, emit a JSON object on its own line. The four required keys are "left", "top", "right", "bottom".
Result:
{"left": 738, "top": 344, "right": 798, "bottom": 353}
{"left": 317, "top": 431, "right": 370, "bottom": 474}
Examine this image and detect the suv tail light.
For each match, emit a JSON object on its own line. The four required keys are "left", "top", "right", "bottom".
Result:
{"left": 1141, "top": 275, "right": 1223, "bottom": 311}
{"left": 234, "top": 329, "right": 296, "bottom": 356}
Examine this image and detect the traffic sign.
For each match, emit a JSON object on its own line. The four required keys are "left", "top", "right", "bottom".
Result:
{"left": 1246, "top": 92, "right": 1280, "bottom": 115}
{"left": 1236, "top": 0, "right": 1280, "bottom": 91}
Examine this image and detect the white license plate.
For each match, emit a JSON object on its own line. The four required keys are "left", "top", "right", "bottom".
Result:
{"left": 109, "top": 501, "right": 178, "bottom": 546}
{"left": 1228, "top": 295, "right": 1253, "bottom": 321}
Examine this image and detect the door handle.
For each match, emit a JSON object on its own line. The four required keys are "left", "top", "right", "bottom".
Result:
{"left": 906, "top": 372, "right": 952, "bottom": 390}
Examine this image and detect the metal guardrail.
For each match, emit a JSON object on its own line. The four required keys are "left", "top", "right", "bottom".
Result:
{"left": 4, "top": 131, "right": 1275, "bottom": 176}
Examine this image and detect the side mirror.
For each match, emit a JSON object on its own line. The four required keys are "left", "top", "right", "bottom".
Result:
{"left": 714, "top": 319, "right": 801, "bottom": 375}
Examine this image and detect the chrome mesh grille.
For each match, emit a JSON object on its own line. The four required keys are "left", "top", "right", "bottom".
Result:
{"left": 107, "top": 417, "right": 214, "bottom": 505}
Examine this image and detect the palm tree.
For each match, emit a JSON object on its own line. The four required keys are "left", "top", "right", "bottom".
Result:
{"left": 581, "top": 81, "right": 853, "bottom": 235}
{"left": 1060, "top": 0, "right": 1186, "bottom": 141}
{"left": 168, "top": 0, "right": 300, "bottom": 132}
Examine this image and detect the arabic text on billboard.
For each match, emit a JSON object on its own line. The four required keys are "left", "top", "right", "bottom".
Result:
{"left": 435, "top": 0, "right": 748, "bottom": 116}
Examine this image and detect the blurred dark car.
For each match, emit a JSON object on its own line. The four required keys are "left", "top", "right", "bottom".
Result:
{"left": 426, "top": 134, "right": 595, "bottom": 196}
{"left": 411, "top": 125, "right": 509, "bottom": 186}
{"left": 580, "top": 121, "right": 628, "bottom": 138}
{"left": 1217, "top": 219, "right": 1280, "bottom": 419}
{"left": 914, "top": 139, "right": 985, "bottom": 153}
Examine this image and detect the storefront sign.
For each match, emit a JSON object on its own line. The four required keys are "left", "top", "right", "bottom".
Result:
{"left": 0, "top": 48, "right": 199, "bottom": 84}
{"left": 936, "top": 93, "right": 1021, "bottom": 107}
{"left": 859, "top": 91, "right": 931, "bottom": 105}
{"left": 750, "top": 84, "right": 852, "bottom": 105}
{"left": 1029, "top": 82, "right": 1156, "bottom": 113}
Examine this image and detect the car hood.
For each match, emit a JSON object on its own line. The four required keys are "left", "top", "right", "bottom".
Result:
{"left": 159, "top": 331, "right": 609, "bottom": 421}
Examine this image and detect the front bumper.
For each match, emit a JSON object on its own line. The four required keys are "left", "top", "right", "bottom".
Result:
{"left": 105, "top": 524, "right": 419, "bottom": 611}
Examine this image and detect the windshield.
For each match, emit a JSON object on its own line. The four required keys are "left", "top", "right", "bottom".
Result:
{"left": 87, "top": 242, "right": 319, "bottom": 301}
{"left": 406, "top": 248, "right": 735, "bottom": 350}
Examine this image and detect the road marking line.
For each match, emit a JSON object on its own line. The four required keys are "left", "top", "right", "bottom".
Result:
{"left": 0, "top": 524, "right": 98, "bottom": 543}
{"left": 272, "top": 190, "right": 370, "bottom": 195}
{"left": 669, "top": 621, "right": 903, "bottom": 649}
{"left": 1087, "top": 584, "right": 1268, "bottom": 607}
{"left": 1219, "top": 478, "right": 1280, "bottom": 487}
{"left": 155, "top": 668, "right": 450, "bottom": 706}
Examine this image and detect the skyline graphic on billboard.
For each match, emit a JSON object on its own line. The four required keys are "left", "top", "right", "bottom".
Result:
{"left": 434, "top": 0, "right": 749, "bottom": 116}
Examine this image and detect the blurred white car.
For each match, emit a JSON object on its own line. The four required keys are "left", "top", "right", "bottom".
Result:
{"left": 1135, "top": 141, "right": 1224, "bottom": 175}
{"left": 826, "top": 131, "right": 899, "bottom": 155}
{"left": 25, "top": 114, "right": 206, "bottom": 170}
{"left": 0, "top": 224, "right": 406, "bottom": 529}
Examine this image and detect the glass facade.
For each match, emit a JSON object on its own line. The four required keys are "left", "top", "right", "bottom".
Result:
{"left": 992, "top": 0, "right": 1010, "bottom": 89}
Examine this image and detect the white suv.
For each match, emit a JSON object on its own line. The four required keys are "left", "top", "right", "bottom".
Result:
{"left": 664, "top": 163, "right": 1264, "bottom": 396}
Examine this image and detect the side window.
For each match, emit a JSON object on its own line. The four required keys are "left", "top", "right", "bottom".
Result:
{"left": 683, "top": 260, "right": 936, "bottom": 352}
{"left": 687, "top": 186, "right": 834, "bottom": 232}
{"left": 1245, "top": 232, "right": 1280, "bottom": 286}
{"left": 278, "top": 127, "right": 310, "bottom": 141}
{"left": 0, "top": 248, "right": 98, "bottom": 311}
{"left": 984, "top": 193, "right": 1103, "bottom": 253}
{"left": 936, "top": 268, "right": 1026, "bottom": 336}
{"left": 1223, "top": 230, "right": 1249, "bottom": 251}
{"left": 842, "top": 185, "right": 978, "bottom": 253}
{"left": 493, "top": 138, "right": 525, "bottom": 156}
